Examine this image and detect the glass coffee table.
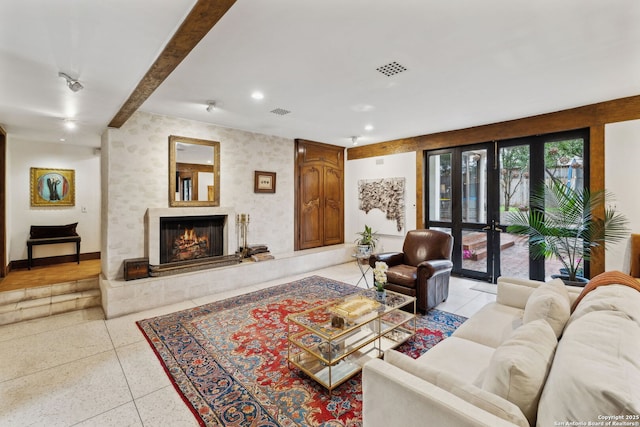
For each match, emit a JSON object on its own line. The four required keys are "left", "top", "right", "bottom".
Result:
{"left": 286, "top": 289, "right": 416, "bottom": 391}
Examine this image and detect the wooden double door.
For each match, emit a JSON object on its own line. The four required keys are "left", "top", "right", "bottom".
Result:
{"left": 295, "top": 139, "right": 344, "bottom": 250}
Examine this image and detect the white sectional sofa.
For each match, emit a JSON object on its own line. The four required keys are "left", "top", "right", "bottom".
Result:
{"left": 362, "top": 275, "right": 640, "bottom": 427}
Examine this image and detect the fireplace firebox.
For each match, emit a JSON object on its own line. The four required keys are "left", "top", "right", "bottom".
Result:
{"left": 145, "top": 207, "right": 240, "bottom": 277}
{"left": 159, "top": 215, "right": 225, "bottom": 264}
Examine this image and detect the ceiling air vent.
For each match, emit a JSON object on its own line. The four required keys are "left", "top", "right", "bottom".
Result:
{"left": 270, "top": 108, "right": 291, "bottom": 116}
{"left": 376, "top": 61, "right": 407, "bottom": 77}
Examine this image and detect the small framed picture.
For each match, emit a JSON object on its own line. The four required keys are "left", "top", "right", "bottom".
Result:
{"left": 30, "top": 167, "right": 76, "bottom": 207}
{"left": 254, "top": 171, "right": 276, "bottom": 193}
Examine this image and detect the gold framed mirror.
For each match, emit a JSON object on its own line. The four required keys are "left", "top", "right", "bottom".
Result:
{"left": 169, "top": 135, "right": 220, "bottom": 207}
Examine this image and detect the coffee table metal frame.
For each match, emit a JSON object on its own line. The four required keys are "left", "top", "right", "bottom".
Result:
{"left": 286, "top": 289, "right": 416, "bottom": 391}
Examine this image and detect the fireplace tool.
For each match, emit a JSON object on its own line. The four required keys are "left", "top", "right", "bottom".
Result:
{"left": 236, "top": 213, "right": 250, "bottom": 258}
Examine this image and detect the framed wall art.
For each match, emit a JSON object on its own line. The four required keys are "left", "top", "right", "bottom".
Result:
{"left": 30, "top": 167, "right": 75, "bottom": 207}
{"left": 254, "top": 171, "right": 276, "bottom": 193}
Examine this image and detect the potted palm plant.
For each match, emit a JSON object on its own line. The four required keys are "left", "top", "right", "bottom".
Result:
{"left": 355, "top": 224, "right": 378, "bottom": 256}
{"left": 506, "top": 180, "right": 629, "bottom": 286}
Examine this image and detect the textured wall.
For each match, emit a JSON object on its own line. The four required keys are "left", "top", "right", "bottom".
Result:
{"left": 102, "top": 111, "right": 294, "bottom": 280}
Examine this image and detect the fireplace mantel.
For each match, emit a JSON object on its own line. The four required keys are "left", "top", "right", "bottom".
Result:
{"left": 145, "top": 207, "right": 235, "bottom": 265}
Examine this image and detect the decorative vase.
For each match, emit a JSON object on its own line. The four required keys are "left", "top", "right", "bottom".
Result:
{"left": 357, "top": 244, "right": 372, "bottom": 256}
{"left": 374, "top": 283, "right": 387, "bottom": 301}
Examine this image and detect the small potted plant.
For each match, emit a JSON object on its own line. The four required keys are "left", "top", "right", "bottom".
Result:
{"left": 355, "top": 224, "right": 378, "bottom": 256}
{"left": 373, "top": 261, "right": 388, "bottom": 300}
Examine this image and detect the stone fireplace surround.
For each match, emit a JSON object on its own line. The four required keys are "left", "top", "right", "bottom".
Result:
{"left": 99, "top": 206, "right": 353, "bottom": 318}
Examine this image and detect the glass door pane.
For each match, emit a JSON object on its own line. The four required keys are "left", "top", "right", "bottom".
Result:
{"left": 461, "top": 150, "right": 486, "bottom": 224}
{"left": 498, "top": 144, "right": 530, "bottom": 280}
{"left": 428, "top": 153, "right": 452, "bottom": 223}
{"left": 460, "top": 149, "right": 491, "bottom": 278}
{"left": 543, "top": 138, "right": 586, "bottom": 280}
{"left": 461, "top": 228, "right": 488, "bottom": 273}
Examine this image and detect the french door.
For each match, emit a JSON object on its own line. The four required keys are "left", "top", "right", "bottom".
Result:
{"left": 426, "top": 130, "right": 588, "bottom": 283}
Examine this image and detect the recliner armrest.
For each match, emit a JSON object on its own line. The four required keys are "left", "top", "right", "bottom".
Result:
{"left": 417, "top": 259, "right": 453, "bottom": 277}
{"left": 369, "top": 252, "right": 404, "bottom": 268}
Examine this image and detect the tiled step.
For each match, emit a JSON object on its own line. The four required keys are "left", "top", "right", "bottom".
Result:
{"left": 0, "top": 278, "right": 101, "bottom": 326}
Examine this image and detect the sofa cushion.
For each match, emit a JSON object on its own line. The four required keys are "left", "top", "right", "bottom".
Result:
{"left": 385, "top": 350, "right": 529, "bottom": 427}
{"left": 537, "top": 302, "right": 640, "bottom": 426}
{"left": 522, "top": 278, "right": 570, "bottom": 337}
{"left": 482, "top": 319, "right": 558, "bottom": 427}
{"left": 415, "top": 336, "right": 494, "bottom": 386}
{"left": 568, "top": 284, "right": 640, "bottom": 327}
{"left": 496, "top": 277, "right": 541, "bottom": 309}
{"left": 452, "top": 302, "right": 524, "bottom": 348}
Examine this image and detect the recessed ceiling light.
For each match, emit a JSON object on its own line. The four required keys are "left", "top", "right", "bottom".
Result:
{"left": 60, "top": 138, "right": 66, "bottom": 142}
{"left": 64, "top": 119, "right": 76, "bottom": 130}
{"left": 365, "top": 124, "right": 374, "bottom": 131}
{"left": 251, "top": 91, "right": 264, "bottom": 100}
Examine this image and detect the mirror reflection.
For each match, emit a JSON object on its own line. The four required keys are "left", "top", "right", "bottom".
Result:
{"left": 169, "top": 135, "right": 220, "bottom": 207}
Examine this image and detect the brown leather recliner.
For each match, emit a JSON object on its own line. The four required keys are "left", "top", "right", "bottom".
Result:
{"left": 369, "top": 229, "right": 453, "bottom": 313}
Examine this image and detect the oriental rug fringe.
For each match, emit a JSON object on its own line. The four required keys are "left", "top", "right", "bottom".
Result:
{"left": 137, "top": 276, "right": 467, "bottom": 426}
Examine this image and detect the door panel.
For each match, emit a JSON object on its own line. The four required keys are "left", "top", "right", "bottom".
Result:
{"left": 428, "top": 146, "right": 495, "bottom": 282}
{"left": 323, "top": 167, "right": 343, "bottom": 245}
{"left": 459, "top": 148, "right": 493, "bottom": 280}
{"left": 299, "top": 165, "right": 322, "bottom": 249}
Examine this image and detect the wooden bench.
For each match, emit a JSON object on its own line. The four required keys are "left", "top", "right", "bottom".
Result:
{"left": 27, "top": 223, "right": 81, "bottom": 270}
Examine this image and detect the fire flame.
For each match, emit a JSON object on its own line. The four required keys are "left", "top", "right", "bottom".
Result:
{"left": 182, "top": 228, "right": 197, "bottom": 241}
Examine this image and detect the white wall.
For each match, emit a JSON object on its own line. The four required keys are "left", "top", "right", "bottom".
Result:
{"left": 8, "top": 138, "right": 101, "bottom": 261}
{"left": 102, "top": 111, "right": 294, "bottom": 280}
{"left": 605, "top": 119, "right": 640, "bottom": 273}
{"left": 345, "top": 151, "right": 417, "bottom": 254}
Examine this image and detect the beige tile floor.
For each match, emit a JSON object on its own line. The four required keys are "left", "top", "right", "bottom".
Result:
{"left": 0, "top": 262, "right": 495, "bottom": 427}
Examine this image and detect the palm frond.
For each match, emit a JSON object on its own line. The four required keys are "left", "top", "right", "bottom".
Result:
{"left": 505, "top": 181, "right": 629, "bottom": 281}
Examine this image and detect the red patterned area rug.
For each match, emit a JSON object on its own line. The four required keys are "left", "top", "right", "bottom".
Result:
{"left": 137, "top": 276, "right": 467, "bottom": 426}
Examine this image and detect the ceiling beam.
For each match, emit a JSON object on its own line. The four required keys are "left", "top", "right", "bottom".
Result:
{"left": 108, "top": 0, "right": 237, "bottom": 128}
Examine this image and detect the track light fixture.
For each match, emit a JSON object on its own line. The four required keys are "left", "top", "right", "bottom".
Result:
{"left": 58, "top": 72, "right": 83, "bottom": 92}
{"left": 206, "top": 101, "right": 216, "bottom": 112}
